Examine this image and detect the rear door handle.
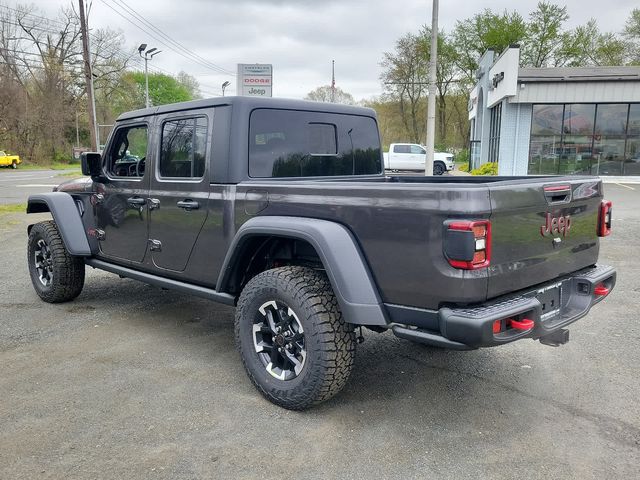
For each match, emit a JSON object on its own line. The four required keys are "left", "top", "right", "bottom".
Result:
{"left": 127, "top": 196, "right": 146, "bottom": 207}
{"left": 176, "top": 199, "right": 199, "bottom": 211}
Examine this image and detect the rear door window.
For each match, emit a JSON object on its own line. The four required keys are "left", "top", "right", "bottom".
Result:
{"left": 159, "top": 117, "right": 208, "bottom": 179}
{"left": 249, "top": 109, "right": 381, "bottom": 178}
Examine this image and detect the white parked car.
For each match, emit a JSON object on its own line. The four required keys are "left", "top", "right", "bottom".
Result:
{"left": 383, "top": 143, "right": 454, "bottom": 175}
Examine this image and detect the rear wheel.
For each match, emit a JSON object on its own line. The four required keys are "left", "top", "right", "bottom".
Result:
{"left": 433, "top": 162, "right": 445, "bottom": 175}
{"left": 27, "top": 221, "right": 85, "bottom": 303}
{"left": 235, "top": 266, "right": 356, "bottom": 410}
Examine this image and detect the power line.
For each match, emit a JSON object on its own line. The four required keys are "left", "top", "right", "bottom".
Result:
{"left": 108, "top": 0, "right": 235, "bottom": 76}
{"left": 100, "top": 0, "right": 235, "bottom": 76}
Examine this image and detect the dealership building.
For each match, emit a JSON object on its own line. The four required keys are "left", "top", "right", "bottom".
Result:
{"left": 468, "top": 46, "right": 640, "bottom": 176}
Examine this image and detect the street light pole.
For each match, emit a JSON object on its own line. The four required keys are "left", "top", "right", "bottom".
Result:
{"left": 138, "top": 44, "right": 161, "bottom": 108}
{"left": 425, "top": 0, "right": 438, "bottom": 176}
{"left": 144, "top": 53, "right": 149, "bottom": 107}
{"left": 222, "top": 81, "right": 230, "bottom": 96}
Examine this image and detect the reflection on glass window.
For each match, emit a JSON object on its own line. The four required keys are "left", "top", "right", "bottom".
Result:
{"left": 628, "top": 104, "right": 640, "bottom": 136}
{"left": 160, "top": 117, "right": 207, "bottom": 178}
{"left": 563, "top": 104, "right": 595, "bottom": 135}
{"left": 531, "top": 105, "right": 563, "bottom": 135}
{"left": 249, "top": 109, "right": 381, "bottom": 178}
{"left": 625, "top": 137, "right": 640, "bottom": 175}
{"left": 528, "top": 103, "right": 640, "bottom": 175}
{"left": 594, "top": 104, "right": 628, "bottom": 135}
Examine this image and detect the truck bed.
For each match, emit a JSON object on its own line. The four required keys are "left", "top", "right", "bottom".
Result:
{"left": 235, "top": 174, "right": 603, "bottom": 310}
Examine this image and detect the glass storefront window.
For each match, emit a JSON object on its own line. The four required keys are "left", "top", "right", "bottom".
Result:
{"left": 629, "top": 105, "right": 640, "bottom": 136}
{"left": 560, "top": 135, "right": 594, "bottom": 174}
{"left": 532, "top": 105, "right": 563, "bottom": 135}
{"left": 563, "top": 104, "right": 595, "bottom": 135}
{"left": 625, "top": 137, "right": 640, "bottom": 175}
{"left": 594, "top": 104, "right": 629, "bottom": 135}
{"left": 593, "top": 136, "right": 625, "bottom": 175}
{"left": 529, "top": 103, "right": 639, "bottom": 176}
{"left": 529, "top": 135, "right": 562, "bottom": 174}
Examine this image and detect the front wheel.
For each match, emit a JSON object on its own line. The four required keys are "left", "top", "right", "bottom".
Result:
{"left": 27, "top": 221, "right": 85, "bottom": 303}
{"left": 11, "top": 160, "right": 17, "bottom": 169}
{"left": 235, "top": 266, "right": 356, "bottom": 410}
{"left": 433, "top": 162, "right": 445, "bottom": 175}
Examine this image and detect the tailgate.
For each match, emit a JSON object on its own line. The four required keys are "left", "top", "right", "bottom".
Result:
{"left": 487, "top": 177, "right": 602, "bottom": 299}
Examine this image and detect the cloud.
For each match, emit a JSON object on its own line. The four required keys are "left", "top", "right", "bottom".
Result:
{"left": 36, "top": 0, "right": 640, "bottom": 100}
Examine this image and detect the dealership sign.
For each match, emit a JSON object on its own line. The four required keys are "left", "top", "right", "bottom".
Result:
{"left": 237, "top": 64, "right": 273, "bottom": 97}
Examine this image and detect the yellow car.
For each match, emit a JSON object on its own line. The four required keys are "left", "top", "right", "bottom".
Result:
{"left": 0, "top": 151, "right": 21, "bottom": 169}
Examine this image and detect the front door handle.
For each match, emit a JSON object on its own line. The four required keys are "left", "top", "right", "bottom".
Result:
{"left": 127, "top": 196, "right": 146, "bottom": 207}
{"left": 176, "top": 199, "right": 200, "bottom": 211}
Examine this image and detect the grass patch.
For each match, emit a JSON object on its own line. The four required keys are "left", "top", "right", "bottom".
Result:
{"left": 0, "top": 203, "right": 26, "bottom": 214}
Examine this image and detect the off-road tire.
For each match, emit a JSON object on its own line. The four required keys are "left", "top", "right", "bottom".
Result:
{"left": 433, "top": 161, "right": 445, "bottom": 175}
{"left": 235, "top": 266, "right": 356, "bottom": 410}
{"left": 27, "top": 221, "right": 85, "bottom": 303}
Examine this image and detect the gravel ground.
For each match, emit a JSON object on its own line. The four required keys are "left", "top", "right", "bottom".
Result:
{"left": 0, "top": 183, "right": 638, "bottom": 479}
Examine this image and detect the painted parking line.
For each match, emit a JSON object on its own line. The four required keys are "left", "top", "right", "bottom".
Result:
{"left": 613, "top": 183, "right": 636, "bottom": 191}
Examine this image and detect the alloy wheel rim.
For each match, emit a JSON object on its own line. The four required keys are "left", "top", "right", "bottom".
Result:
{"left": 34, "top": 238, "right": 53, "bottom": 287}
{"left": 253, "top": 300, "right": 306, "bottom": 381}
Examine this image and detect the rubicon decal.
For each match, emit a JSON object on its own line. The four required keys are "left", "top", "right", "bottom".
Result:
{"left": 541, "top": 212, "right": 571, "bottom": 237}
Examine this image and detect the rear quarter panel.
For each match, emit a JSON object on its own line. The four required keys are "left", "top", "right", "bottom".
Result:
{"left": 236, "top": 180, "right": 493, "bottom": 309}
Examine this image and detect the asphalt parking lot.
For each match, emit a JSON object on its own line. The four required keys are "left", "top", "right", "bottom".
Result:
{"left": 1, "top": 182, "right": 639, "bottom": 479}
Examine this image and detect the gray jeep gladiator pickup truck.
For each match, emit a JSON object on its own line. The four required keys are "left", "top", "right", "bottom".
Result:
{"left": 26, "top": 97, "right": 616, "bottom": 410}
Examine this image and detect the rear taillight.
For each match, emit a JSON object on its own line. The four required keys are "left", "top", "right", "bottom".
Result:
{"left": 598, "top": 200, "right": 612, "bottom": 237}
{"left": 445, "top": 220, "right": 491, "bottom": 270}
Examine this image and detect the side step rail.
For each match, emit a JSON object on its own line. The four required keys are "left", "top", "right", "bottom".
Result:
{"left": 85, "top": 258, "right": 236, "bottom": 306}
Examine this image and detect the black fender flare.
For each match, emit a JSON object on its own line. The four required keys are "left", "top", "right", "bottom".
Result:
{"left": 27, "top": 192, "right": 91, "bottom": 256}
{"left": 217, "top": 216, "right": 389, "bottom": 326}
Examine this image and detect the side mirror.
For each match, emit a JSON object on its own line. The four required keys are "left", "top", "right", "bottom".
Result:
{"left": 81, "top": 152, "right": 102, "bottom": 177}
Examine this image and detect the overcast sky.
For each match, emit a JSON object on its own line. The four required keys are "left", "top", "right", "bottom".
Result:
{"left": 32, "top": 0, "right": 639, "bottom": 100}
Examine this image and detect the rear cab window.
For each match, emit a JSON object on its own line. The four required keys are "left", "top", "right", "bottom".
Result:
{"left": 249, "top": 109, "right": 382, "bottom": 178}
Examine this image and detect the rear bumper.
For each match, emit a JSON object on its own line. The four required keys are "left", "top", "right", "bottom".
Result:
{"left": 390, "top": 264, "right": 616, "bottom": 349}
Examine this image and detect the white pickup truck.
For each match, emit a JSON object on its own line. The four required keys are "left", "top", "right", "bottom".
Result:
{"left": 383, "top": 143, "right": 454, "bottom": 175}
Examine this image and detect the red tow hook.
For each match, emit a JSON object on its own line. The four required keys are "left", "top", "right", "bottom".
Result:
{"left": 594, "top": 284, "right": 610, "bottom": 296}
{"left": 509, "top": 318, "right": 535, "bottom": 331}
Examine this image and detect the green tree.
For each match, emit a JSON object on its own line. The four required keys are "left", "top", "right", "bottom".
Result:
{"left": 452, "top": 9, "right": 526, "bottom": 83}
{"left": 305, "top": 85, "right": 355, "bottom": 104}
{"left": 558, "top": 20, "right": 626, "bottom": 66}
{"left": 623, "top": 8, "right": 640, "bottom": 64}
{"left": 521, "top": 1, "right": 569, "bottom": 67}
{"left": 128, "top": 72, "right": 194, "bottom": 107}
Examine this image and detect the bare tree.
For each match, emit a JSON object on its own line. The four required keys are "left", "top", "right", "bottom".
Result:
{"left": 305, "top": 85, "right": 356, "bottom": 105}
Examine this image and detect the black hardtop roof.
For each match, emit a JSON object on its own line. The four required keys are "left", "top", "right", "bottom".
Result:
{"left": 116, "top": 96, "right": 377, "bottom": 122}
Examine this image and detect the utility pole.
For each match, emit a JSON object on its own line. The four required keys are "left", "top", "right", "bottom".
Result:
{"left": 78, "top": 0, "right": 97, "bottom": 151}
{"left": 425, "top": 0, "right": 438, "bottom": 176}
{"left": 331, "top": 60, "right": 336, "bottom": 103}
